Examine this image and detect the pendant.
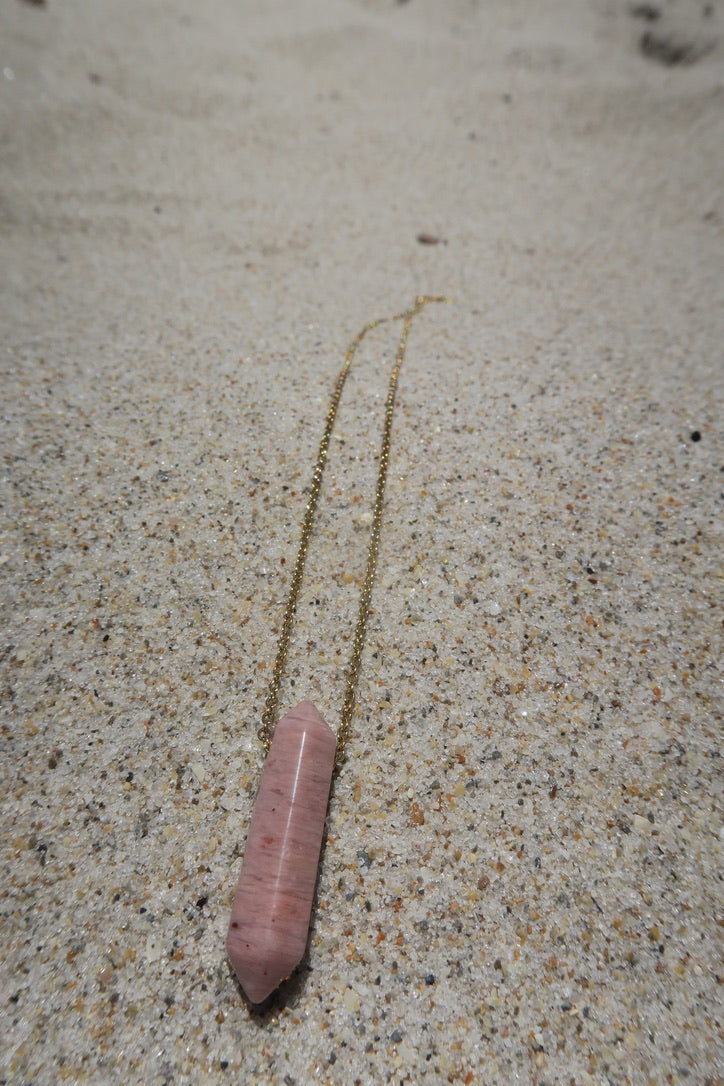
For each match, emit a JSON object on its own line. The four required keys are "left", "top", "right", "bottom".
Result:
{"left": 226, "top": 701, "right": 337, "bottom": 1003}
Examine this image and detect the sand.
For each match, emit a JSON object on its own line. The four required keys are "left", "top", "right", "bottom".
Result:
{"left": 1, "top": 0, "right": 722, "bottom": 1082}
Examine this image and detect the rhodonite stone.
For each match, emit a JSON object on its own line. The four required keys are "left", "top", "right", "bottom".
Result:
{"left": 226, "top": 701, "right": 337, "bottom": 1003}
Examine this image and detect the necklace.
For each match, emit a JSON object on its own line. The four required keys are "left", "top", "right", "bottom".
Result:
{"left": 226, "top": 296, "right": 448, "bottom": 1003}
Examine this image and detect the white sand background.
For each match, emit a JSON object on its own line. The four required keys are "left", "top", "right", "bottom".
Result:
{"left": 1, "top": 0, "right": 722, "bottom": 1082}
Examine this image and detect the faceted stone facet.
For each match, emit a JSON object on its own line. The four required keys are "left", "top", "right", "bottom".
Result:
{"left": 227, "top": 701, "right": 336, "bottom": 1002}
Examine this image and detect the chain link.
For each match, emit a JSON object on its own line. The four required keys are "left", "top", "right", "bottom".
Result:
{"left": 257, "top": 295, "right": 449, "bottom": 767}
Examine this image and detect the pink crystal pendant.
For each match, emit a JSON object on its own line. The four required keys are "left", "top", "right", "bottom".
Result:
{"left": 226, "top": 701, "right": 337, "bottom": 1003}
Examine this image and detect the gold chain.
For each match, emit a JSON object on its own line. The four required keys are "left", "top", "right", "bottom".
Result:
{"left": 257, "top": 295, "right": 449, "bottom": 767}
